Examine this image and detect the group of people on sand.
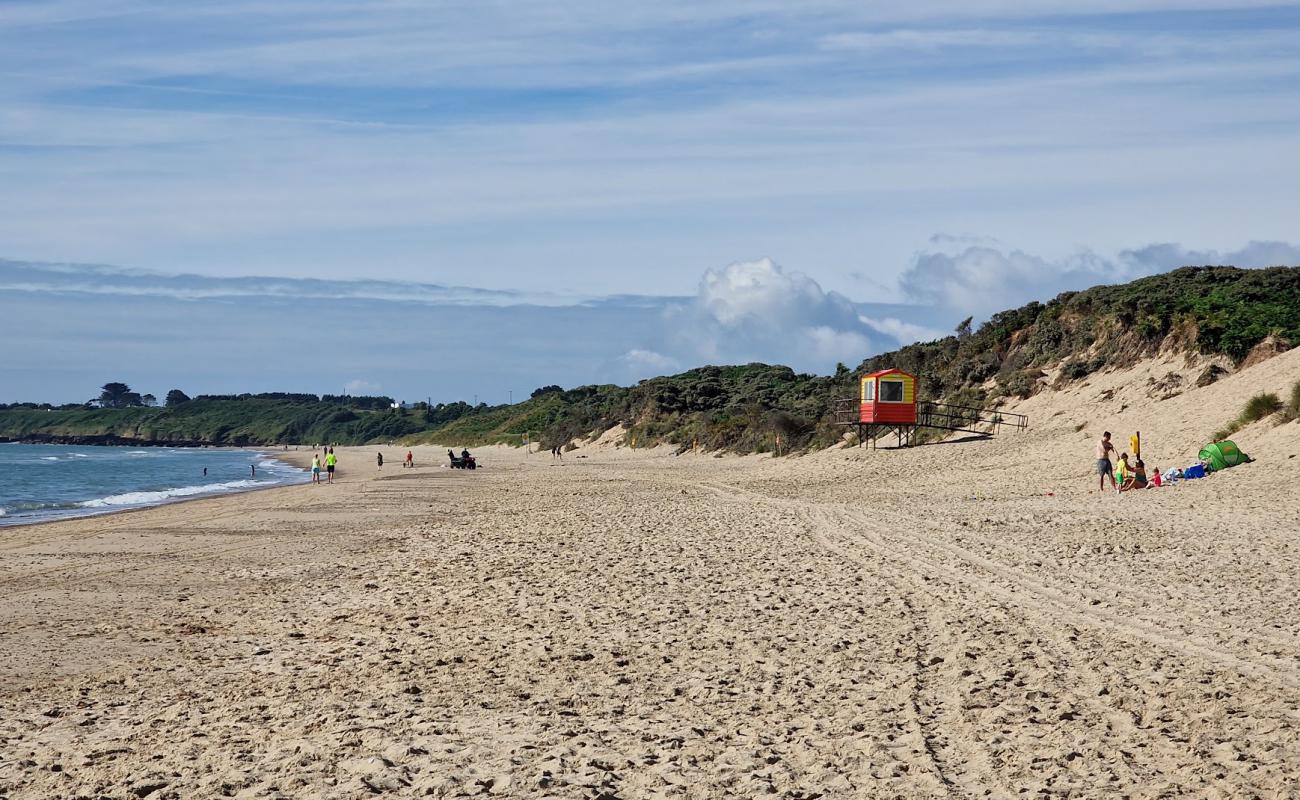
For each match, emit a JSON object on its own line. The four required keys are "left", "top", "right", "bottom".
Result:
{"left": 310, "top": 447, "right": 337, "bottom": 484}
{"left": 1093, "top": 432, "right": 1161, "bottom": 493}
{"left": 375, "top": 450, "right": 415, "bottom": 469}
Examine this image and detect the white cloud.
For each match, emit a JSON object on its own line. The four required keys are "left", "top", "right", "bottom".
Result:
{"left": 898, "top": 245, "right": 1122, "bottom": 312}
{"left": 668, "top": 257, "right": 877, "bottom": 370}
{"left": 861, "top": 316, "right": 947, "bottom": 344}
{"left": 598, "top": 348, "right": 683, "bottom": 384}
{"left": 343, "top": 379, "right": 382, "bottom": 395}
{"left": 0, "top": 259, "right": 586, "bottom": 307}
{"left": 1119, "top": 240, "right": 1300, "bottom": 271}
{"left": 819, "top": 29, "right": 1044, "bottom": 51}
{"left": 898, "top": 238, "right": 1300, "bottom": 316}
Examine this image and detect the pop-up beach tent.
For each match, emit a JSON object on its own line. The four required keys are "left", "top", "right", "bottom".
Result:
{"left": 1199, "top": 440, "right": 1249, "bottom": 471}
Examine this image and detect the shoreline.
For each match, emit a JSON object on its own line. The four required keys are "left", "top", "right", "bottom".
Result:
{"left": 0, "top": 446, "right": 310, "bottom": 530}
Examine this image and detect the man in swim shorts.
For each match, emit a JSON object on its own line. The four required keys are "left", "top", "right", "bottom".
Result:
{"left": 325, "top": 448, "right": 337, "bottom": 483}
{"left": 1094, "top": 431, "right": 1117, "bottom": 492}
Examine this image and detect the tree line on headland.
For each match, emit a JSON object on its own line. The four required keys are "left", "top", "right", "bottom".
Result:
{"left": 3, "top": 266, "right": 1298, "bottom": 452}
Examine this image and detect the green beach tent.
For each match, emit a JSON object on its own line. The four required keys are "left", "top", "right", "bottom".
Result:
{"left": 1199, "top": 440, "right": 1248, "bottom": 471}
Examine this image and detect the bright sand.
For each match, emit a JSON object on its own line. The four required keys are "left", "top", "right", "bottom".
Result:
{"left": 2, "top": 348, "right": 1300, "bottom": 798}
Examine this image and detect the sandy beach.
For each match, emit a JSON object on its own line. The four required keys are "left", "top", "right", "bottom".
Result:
{"left": 3, "top": 349, "right": 1300, "bottom": 798}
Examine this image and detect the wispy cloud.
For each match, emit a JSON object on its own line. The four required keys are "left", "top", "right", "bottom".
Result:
{"left": 0, "top": 260, "right": 588, "bottom": 306}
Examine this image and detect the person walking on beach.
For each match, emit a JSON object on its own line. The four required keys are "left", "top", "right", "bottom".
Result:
{"left": 377, "top": 452, "right": 384, "bottom": 470}
{"left": 311, "top": 454, "right": 321, "bottom": 484}
{"left": 1095, "top": 432, "right": 1117, "bottom": 492}
{"left": 405, "top": 450, "right": 413, "bottom": 468}
{"left": 325, "top": 448, "right": 337, "bottom": 483}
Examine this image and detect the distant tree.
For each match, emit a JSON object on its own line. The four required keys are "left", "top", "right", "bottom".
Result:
{"left": 165, "top": 389, "right": 191, "bottom": 407}
{"left": 141, "top": 393, "right": 157, "bottom": 407}
{"left": 531, "top": 385, "right": 564, "bottom": 398}
{"left": 98, "top": 382, "right": 143, "bottom": 409}
{"left": 835, "top": 362, "right": 850, "bottom": 378}
{"left": 956, "top": 317, "right": 973, "bottom": 338}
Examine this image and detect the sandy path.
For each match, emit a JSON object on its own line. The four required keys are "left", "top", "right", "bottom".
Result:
{"left": 2, "top": 350, "right": 1300, "bottom": 798}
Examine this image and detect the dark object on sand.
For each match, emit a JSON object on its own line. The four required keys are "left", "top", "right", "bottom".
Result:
{"left": 447, "top": 449, "right": 477, "bottom": 470}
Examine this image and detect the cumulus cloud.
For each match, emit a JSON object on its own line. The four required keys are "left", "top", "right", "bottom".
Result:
{"left": 668, "top": 258, "right": 879, "bottom": 371}
{"left": 898, "top": 238, "right": 1300, "bottom": 316}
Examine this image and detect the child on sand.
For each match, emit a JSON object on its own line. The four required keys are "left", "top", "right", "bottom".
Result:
{"left": 1120, "top": 459, "right": 1148, "bottom": 492}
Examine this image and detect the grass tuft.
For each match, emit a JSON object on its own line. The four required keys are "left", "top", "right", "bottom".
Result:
{"left": 1285, "top": 380, "right": 1300, "bottom": 423}
{"left": 1212, "top": 391, "right": 1284, "bottom": 441}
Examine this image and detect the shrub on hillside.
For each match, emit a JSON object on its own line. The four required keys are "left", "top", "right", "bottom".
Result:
{"left": 1242, "top": 392, "right": 1282, "bottom": 423}
{"left": 1212, "top": 391, "right": 1283, "bottom": 441}
{"left": 1284, "top": 380, "right": 1300, "bottom": 423}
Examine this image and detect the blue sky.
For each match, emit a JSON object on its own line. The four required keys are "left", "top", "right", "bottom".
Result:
{"left": 2, "top": 1, "right": 1300, "bottom": 402}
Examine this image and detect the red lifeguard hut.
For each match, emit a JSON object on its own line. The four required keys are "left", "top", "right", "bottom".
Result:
{"left": 837, "top": 366, "right": 1028, "bottom": 447}
{"left": 860, "top": 368, "right": 917, "bottom": 425}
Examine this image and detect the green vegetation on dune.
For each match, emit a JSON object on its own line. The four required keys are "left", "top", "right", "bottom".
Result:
{"left": 0, "top": 397, "right": 444, "bottom": 447}
{"left": 4, "top": 266, "right": 1298, "bottom": 452}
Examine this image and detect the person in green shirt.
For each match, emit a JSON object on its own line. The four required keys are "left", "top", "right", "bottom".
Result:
{"left": 1114, "top": 453, "right": 1130, "bottom": 489}
{"left": 325, "top": 449, "right": 337, "bottom": 483}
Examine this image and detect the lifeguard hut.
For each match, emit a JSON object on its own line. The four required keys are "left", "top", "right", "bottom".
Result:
{"left": 835, "top": 367, "right": 1028, "bottom": 448}
{"left": 860, "top": 368, "right": 917, "bottom": 426}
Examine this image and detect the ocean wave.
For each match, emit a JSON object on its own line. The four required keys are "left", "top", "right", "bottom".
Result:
{"left": 78, "top": 479, "right": 276, "bottom": 508}
{"left": 41, "top": 456, "right": 60, "bottom": 461}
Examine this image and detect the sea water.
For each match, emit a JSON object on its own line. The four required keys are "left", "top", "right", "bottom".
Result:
{"left": 0, "top": 443, "right": 308, "bottom": 527}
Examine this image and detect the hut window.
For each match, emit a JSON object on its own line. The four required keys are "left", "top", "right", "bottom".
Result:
{"left": 863, "top": 381, "right": 875, "bottom": 401}
{"left": 880, "top": 380, "right": 904, "bottom": 403}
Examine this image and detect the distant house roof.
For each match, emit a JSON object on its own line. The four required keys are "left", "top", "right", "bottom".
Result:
{"left": 863, "top": 368, "right": 914, "bottom": 379}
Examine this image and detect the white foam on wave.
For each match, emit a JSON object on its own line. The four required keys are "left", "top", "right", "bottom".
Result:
{"left": 78, "top": 479, "right": 275, "bottom": 508}
{"left": 70, "top": 453, "right": 89, "bottom": 458}
{"left": 41, "top": 456, "right": 59, "bottom": 461}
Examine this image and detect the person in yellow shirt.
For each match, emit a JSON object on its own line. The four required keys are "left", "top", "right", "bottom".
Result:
{"left": 1115, "top": 453, "right": 1130, "bottom": 488}
{"left": 325, "top": 448, "right": 337, "bottom": 483}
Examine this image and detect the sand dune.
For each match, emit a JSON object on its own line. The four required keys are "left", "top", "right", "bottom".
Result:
{"left": 2, "top": 350, "right": 1299, "bottom": 798}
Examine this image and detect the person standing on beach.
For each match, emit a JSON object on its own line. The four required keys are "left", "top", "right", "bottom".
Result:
{"left": 405, "top": 450, "right": 413, "bottom": 468}
{"left": 1095, "top": 432, "right": 1117, "bottom": 492}
{"left": 325, "top": 448, "right": 337, "bottom": 483}
{"left": 377, "top": 452, "right": 384, "bottom": 470}
{"left": 311, "top": 454, "right": 321, "bottom": 484}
